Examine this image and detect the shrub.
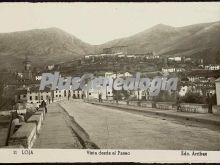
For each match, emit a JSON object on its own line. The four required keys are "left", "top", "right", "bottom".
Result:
{"left": 180, "top": 92, "right": 205, "bottom": 104}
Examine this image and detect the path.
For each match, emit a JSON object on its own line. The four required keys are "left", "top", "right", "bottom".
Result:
{"left": 33, "top": 102, "right": 82, "bottom": 149}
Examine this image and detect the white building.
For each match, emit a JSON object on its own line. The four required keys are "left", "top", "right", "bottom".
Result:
{"left": 215, "top": 78, "right": 220, "bottom": 105}
{"left": 205, "top": 65, "right": 220, "bottom": 71}
{"left": 162, "top": 67, "right": 175, "bottom": 73}
{"left": 162, "top": 67, "right": 185, "bottom": 73}
{"left": 35, "top": 75, "right": 42, "bottom": 81}
{"left": 168, "top": 57, "right": 182, "bottom": 62}
{"left": 15, "top": 86, "right": 52, "bottom": 104}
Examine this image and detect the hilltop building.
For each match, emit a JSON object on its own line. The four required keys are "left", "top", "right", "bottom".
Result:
{"left": 205, "top": 64, "right": 220, "bottom": 71}
{"left": 103, "top": 46, "right": 128, "bottom": 55}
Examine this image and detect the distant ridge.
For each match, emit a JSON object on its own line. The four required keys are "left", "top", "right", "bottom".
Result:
{"left": 0, "top": 27, "right": 95, "bottom": 70}
{"left": 0, "top": 21, "right": 220, "bottom": 70}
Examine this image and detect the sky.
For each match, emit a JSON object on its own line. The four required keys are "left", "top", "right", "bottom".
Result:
{"left": 0, "top": 2, "right": 220, "bottom": 45}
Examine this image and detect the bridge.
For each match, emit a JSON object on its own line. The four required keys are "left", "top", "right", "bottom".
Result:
{"left": 3, "top": 99, "right": 220, "bottom": 150}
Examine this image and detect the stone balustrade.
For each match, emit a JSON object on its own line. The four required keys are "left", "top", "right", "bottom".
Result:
{"left": 128, "top": 101, "right": 140, "bottom": 106}
{"left": 212, "top": 105, "right": 220, "bottom": 115}
{"left": 140, "top": 101, "right": 155, "bottom": 108}
{"left": 179, "top": 103, "right": 208, "bottom": 113}
{"left": 155, "top": 102, "right": 175, "bottom": 110}
{"left": 117, "top": 101, "right": 128, "bottom": 105}
{"left": 86, "top": 99, "right": 220, "bottom": 115}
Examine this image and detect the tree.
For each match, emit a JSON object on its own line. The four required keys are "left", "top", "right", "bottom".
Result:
{"left": 180, "top": 91, "right": 205, "bottom": 104}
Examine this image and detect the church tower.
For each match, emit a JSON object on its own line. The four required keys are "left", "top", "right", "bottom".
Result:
{"left": 23, "top": 54, "right": 33, "bottom": 80}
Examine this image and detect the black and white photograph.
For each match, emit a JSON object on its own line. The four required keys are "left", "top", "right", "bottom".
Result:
{"left": 0, "top": 2, "right": 220, "bottom": 161}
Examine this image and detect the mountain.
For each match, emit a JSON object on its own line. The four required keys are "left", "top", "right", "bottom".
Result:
{"left": 0, "top": 21, "right": 220, "bottom": 71}
{"left": 0, "top": 28, "right": 94, "bottom": 70}
{"left": 99, "top": 21, "right": 220, "bottom": 63}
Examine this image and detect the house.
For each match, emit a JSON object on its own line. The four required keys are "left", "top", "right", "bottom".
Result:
{"left": 15, "top": 86, "right": 52, "bottom": 104}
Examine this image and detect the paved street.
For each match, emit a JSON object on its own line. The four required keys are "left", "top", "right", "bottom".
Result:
{"left": 33, "top": 103, "right": 82, "bottom": 149}
{"left": 60, "top": 100, "right": 220, "bottom": 150}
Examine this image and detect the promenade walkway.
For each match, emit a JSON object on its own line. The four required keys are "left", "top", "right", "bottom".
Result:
{"left": 33, "top": 102, "right": 82, "bottom": 149}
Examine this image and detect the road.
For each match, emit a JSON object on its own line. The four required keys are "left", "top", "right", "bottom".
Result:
{"left": 60, "top": 100, "right": 220, "bottom": 150}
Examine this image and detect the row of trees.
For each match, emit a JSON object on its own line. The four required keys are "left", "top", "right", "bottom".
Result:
{"left": 0, "top": 80, "right": 15, "bottom": 111}
{"left": 112, "top": 89, "right": 216, "bottom": 105}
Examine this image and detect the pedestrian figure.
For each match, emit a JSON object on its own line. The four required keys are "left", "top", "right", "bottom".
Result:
{"left": 41, "top": 100, "right": 47, "bottom": 113}
{"left": 207, "top": 93, "right": 213, "bottom": 113}
{"left": 82, "top": 93, "right": 84, "bottom": 99}
{"left": 98, "top": 93, "right": 102, "bottom": 102}
{"left": 176, "top": 95, "right": 181, "bottom": 112}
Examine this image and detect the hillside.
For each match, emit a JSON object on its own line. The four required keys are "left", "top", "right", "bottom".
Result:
{"left": 99, "top": 21, "right": 220, "bottom": 63}
{"left": 0, "top": 28, "right": 94, "bottom": 70}
{"left": 0, "top": 21, "right": 220, "bottom": 71}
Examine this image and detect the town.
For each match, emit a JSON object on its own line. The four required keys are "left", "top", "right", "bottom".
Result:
{"left": 1, "top": 46, "right": 219, "bottom": 108}
{"left": 1, "top": 46, "right": 220, "bottom": 149}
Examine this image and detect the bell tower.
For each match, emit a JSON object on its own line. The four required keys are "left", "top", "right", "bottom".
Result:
{"left": 23, "top": 54, "right": 31, "bottom": 71}
{"left": 23, "top": 54, "right": 32, "bottom": 80}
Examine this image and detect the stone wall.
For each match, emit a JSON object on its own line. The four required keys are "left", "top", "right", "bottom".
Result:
{"left": 7, "top": 108, "right": 45, "bottom": 148}
{"left": 27, "top": 113, "right": 43, "bottom": 134}
{"left": 8, "top": 123, "right": 37, "bottom": 148}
